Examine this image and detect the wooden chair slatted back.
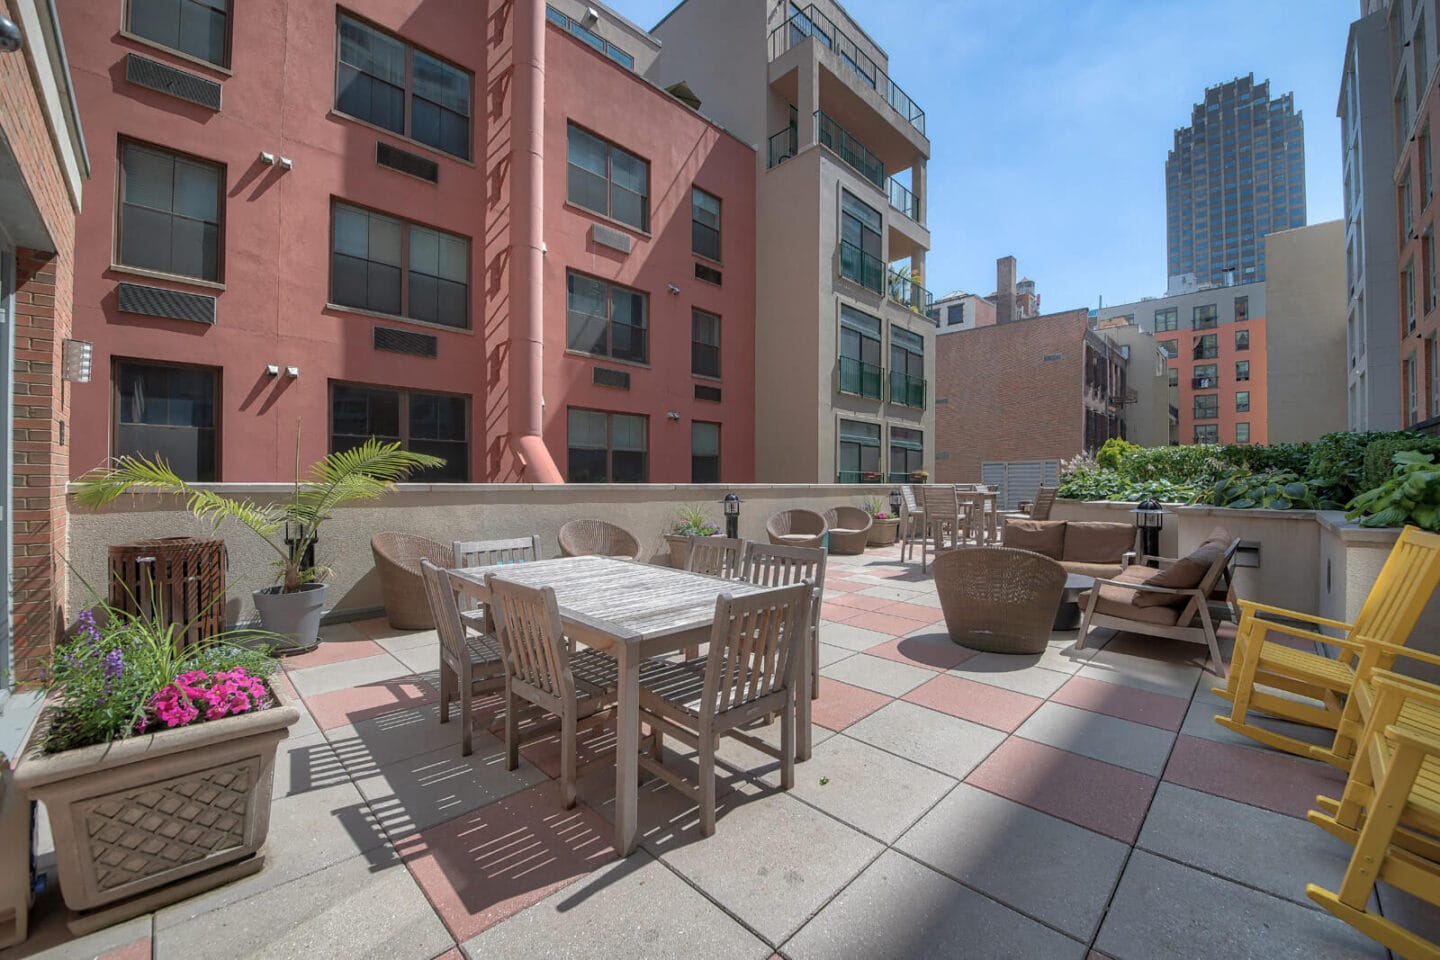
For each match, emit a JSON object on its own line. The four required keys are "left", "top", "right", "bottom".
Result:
{"left": 741, "top": 542, "right": 826, "bottom": 589}
{"left": 453, "top": 535, "right": 541, "bottom": 569}
{"left": 485, "top": 574, "right": 574, "bottom": 702}
{"left": 1350, "top": 527, "right": 1440, "bottom": 670}
{"left": 701, "top": 582, "right": 811, "bottom": 718}
{"left": 685, "top": 537, "right": 749, "bottom": 579}
{"left": 1174, "top": 539, "right": 1241, "bottom": 625}
{"left": 1031, "top": 487, "right": 1058, "bottom": 521}
{"left": 420, "top": 559, "right": 469, "bottom": 672}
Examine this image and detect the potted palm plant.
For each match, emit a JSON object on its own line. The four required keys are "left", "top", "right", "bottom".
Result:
{"left": 663, "top": 504, "right": 722, "bottom": 568}
{"left": 73, "top": 438, "right": 442, "bottom": 651}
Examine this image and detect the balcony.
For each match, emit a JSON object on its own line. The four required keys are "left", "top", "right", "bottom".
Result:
{"left": 889, "top": 370, "right": 927, "bottom": 409}
{"left": 838, "top": 355, "right": 883, "bottom": 399}
{"left": 769, "top": 5, "right": 926, "bottom": 136}
{"left": 888, "top": 178, "right": 919, "bottom": 221}
{"left": 886, "top": 268, "right": 937, "bottom": 322}
{"left": 767, "top": 126, "right": 798, "bottom": 168}
{"left": 816, "top": 110, "right": 884, "bottom": 189}
{"left": 839, "top": 239, "right": 884, "bottom": 294}
{"left": 1191, "top": 376, "right": 1219, "bottom": 390}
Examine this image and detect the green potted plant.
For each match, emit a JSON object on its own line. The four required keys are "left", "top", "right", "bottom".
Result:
{"left": 12, "top": 595, "right": 296, "bottom": 930}
{"left": 863, "top": 495, "right": 900, "bottom": 546}
{"left": 664, "top": 504, "right": 722, "bottom": 568}
{"left": 73, "top": 437, "right": 441, "bottom": 651}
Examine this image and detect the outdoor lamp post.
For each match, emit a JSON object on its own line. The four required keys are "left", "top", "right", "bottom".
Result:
{"left": 284, "top": 520, "right": 317, "bottom": 574}
{"left": 722, "top": 493, "right": 742, "bottom": 540}
{"left": 1131, "top": 498, "right": 1166, "bottom": 563}
{"left": 889, "top": 489, "right": 902, "bottom": 517}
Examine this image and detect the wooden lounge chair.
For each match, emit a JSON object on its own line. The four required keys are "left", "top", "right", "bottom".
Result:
{"left": 1212, "top": 526, "right": 1440, "bottom": 762}
{"left": 822, "top": 506, "right": 873, "bottom": 555}
{"left": 452, "top": 535, "right": 542, "bottom": 634}
{"left": 741, "top": 542, "right": 826, "bottom": 703}
{"left": 765, "top": 509, "right": 827, "bottom": 548}
{"left": 486, "top": 574, "right": 620, "bottom": 808}
{"left": 1305, "top": 672, "right": 1440, "bottom": 959}
{"left": 637, "top": 581, "right": 812, "bottom": 835}
{"left": 372, "top": 532, "right": 451, "bottom": 629}
{"left": 557, "top": 519, "right": 641, "bottom": 560}
{"left": 1003, "top": 485, "right": 1057, "bottom": 524}
{"left": 919, "top": 485, "right": 968, "bottom": 571}
{"left": 420, "top": 559, "right": 505, "bottom": 756}
{"left": 684, "top": 536, "right": 748, "bottom": 578}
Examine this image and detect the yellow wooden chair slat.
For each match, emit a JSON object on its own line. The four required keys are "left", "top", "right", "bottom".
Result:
{"left": 1213, "top": 526, "right": 1440, "bottom": 764}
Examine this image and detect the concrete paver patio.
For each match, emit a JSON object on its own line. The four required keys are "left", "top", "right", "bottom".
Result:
{"left": 6, "top": 544, "right": 1432, "bottom": 959}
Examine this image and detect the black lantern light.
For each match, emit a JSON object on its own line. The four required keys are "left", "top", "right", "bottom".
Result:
{"left": 721, "top": 492, "right": 742, "bottom": 540}
{"left": 285, "top": 520, "right": 317, "bottom": 574}
{"left": 888, "top": 489, "right": 902, "bottom": 518}
{"left": 1131, "top": 498, "right": 1166, "bottom": 563}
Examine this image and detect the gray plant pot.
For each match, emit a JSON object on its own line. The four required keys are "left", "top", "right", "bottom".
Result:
{"left": 252, "top": 582, "right": 327, "bottom": 654}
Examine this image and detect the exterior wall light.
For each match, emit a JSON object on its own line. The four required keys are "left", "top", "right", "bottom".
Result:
{"left": 61, "top": 339, "right": 92, "bottom": 382}
{"left": 0, "top": 17, "right": 21, "bottom": 53}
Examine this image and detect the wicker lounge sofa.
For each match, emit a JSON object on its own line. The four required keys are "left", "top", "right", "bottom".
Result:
{"left": 557, "top": 519, "right": 641, "bottom": 560}
{"left": 823, "top": 507, "right": 873, "bottom": 555}
{"left": 371, "top": 532, "right": 453, "bottom": 629}
{"left": 766, "top": 509, "right": 827, "bottom": 548}
{"left": 1000, "top": 520, "right": 1135, "bottom": 579}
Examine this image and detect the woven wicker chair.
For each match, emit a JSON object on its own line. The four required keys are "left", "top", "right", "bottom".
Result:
{"left": 823, "top": 507, "right": 873, "bottom": 555}
{"left": 557, "top": 519, "right": 641, "bottom": 560}
{"left": 371, "top": 532, "right": 453, "bottom": 629}
{"left": 932, "top": 547, "right": 1066, "bottom": 654}
{"left": 766, "top": 509, "right": 827, "bottom": 548}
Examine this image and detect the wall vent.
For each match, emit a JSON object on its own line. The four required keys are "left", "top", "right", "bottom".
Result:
{"left": 373, "top": 326, "right": 438, "bottom": 358}
{"left": 593, "top": 366, "right": 630, "bottom": 389}
{"left": 591, "top": 223, "right": 632, "bottom": 254}
{"left": 375, "top": 141, "right": 439, "bottom": 184}
{"left": 694, "top": 384, "right": 722, "bottom": 402}
{"left": 125, "top": 53, "right": 222, "bottom": 111}
{"left": 695, "top": 263, "right": 722, "bottom": 285}
{"left": 117, "top": 282, "right": 216, "bottom": 324}
{"left": 1042, "top": 352, "right": 1062, "bottom": 362}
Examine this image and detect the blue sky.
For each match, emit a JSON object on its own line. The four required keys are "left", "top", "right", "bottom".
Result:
{"left": 614, "top": 0, "right": 1357, "bottom": 309}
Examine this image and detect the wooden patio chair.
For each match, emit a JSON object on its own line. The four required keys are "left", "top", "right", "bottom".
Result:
{"left": 899, "top": 484, "right": 925, "bottom": 563}
{"left": 919, "top": 485, "right": 969, "bottom": 571}
{"left": 637, "top": 581, "right": 812, "bottom": 835}
{"left": 1305, "top": 671, "right": 1440, "bottom": 959}
{"left": 557, "top": 519, "right": 641, "bottom": 560}
{"left": 741, "top": 542, "right": 826, "bottom": 702}
{"left": 486, "top": 574, "right": 620, "bottom": 808}
{"left": 452, "top": 535, "right": 542, "bottom": 634}
{"left": 419, "top": 559, "right": 506, "bottom": 756}
{"left": 1004, "top": 486, "right": 1057, "bottom": 524}
{"left": 1212, "top": 526, "right": 1440, "bottom": 762}
{"left": 684, "top": 536, "right": 748, "bottom": 578}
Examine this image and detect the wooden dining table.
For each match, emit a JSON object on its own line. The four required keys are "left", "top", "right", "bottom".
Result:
{"left": 448, "top": 555, "right": 814, "bottom": 856}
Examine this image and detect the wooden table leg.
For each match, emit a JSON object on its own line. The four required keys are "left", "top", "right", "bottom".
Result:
{"left": 613, "top": 642, "right": 640, "bottom": 857}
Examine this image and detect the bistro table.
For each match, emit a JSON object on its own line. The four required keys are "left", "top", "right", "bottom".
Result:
{"left": 449, "top": 555, "right": 814, "bottom": 856}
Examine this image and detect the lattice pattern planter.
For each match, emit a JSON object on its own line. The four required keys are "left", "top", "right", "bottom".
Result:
{"left": 11, "top": 685, "right": 298, "bottom": 933}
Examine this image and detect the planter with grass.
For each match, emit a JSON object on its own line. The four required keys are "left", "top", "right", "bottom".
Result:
{"left": 664, "top": 504, "right": 722, "bottom": 568}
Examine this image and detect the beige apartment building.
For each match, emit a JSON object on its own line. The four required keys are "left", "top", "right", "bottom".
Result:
{"left": 649, "top": 0, "right": 935, "bottom": 482}
{"left": 1265, "top": 220, "right": 1348, "bottom": 442}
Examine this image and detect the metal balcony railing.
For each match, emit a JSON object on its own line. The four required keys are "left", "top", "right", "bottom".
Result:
{"left": 838, "top": 355, "right": 883, "bottom": 399}
{"left": 839, "top": 240, "right": 884, "bottom": 294}
{"left": 887, "top": 268, "right": 936, "bottom": 321}
{"left": 816, "top": 110, "right": 884, "bottom": 189}
{"left": 888, "top": 178, "right": 919, "bottom": 222}
{"left": 768, "top": 4, "right": 926, "bottom": 136}
{"left": 767, "top": 126, "right": 798, "bottom": 168}
{"left": 889, "top": 371, "right": 927, "bottom": 409}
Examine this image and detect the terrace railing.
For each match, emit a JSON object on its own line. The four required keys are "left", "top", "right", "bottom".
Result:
{"left": 888, "top": 178, "right": 920, "bottom": 222}
{"left": 886, "top": 268, "right": 936, "bottom": 321}
{"left": 889, "top": 370, "right": 927, "bottom": 409}
{"left": 839, "top": 239, "right": 884, "bottom": 294}
{"left": 816, "top": 110, "right": 885, "bottom": 189}
{"left": 768, "top": 126, "right": 798, "bottom": 168}
{"left": 838, "top": 355, "right": 883, "bottom": 399}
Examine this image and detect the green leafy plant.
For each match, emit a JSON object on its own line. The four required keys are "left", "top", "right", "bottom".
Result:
{"left": 1304, "top": 431, "right": 1391, "bottom": 508}
{"left": 1361, "top": 433, "right": 1440, "bottom": 492}
{"left": 861, "top": 495, "right": 893, "bottom": 519}
{"left": 1347, "top": 451, "right": 1440, "bottom": 531}
{"left": 1194, "top": 470, "right": 1316, "bottom": 510}
{"left": 73, "top": 435, "right": 443, "bottom": 592}
{"left": 672, "top": 504, "right": 720, "bottom": 537}
{"left": 1095, "top": 438, "right": 1140, "bottom": 471}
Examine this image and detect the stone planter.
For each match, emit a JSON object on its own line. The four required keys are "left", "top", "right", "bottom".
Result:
{"left": 867, "top": 517, "right": 899, "bottom": 546}
{"left": 11, "top": 685, "right": 299, "bottom": 935}
{"left": 252, "top": 582, "right": 327, "bottom": 654}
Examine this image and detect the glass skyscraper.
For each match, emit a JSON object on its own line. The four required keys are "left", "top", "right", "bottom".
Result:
{"left": 1166, "top": 74, "right": 1307, "bottom": 286}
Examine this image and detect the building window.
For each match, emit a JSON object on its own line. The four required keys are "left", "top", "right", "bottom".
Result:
{"left": 118, "top": 141, "right": 223, "bottom": 282}
{"left": 889, "top": 326, "right": 925, "bottom": 408}
{"left": 888, "top": 426, "right": 923, "bottom": 482}
{"left": 567, "top": 408, "right": 647, "bottom": 482}
{"left": 1236, "top": 359, "right": 1250, "bottom": 381}
{"left": 1168, "top": 367, "right": 1179, "bottom": 387}
{"left": 838, "top": 419, "right": 880, "bottom": 482}
{"left": 1158, "top": 338, "right": 1178, "bottom": 358}
{"left": 1235, "top": 422, "right": 1251, "bottom": 444}
{"left": 331, "top": 202, "right": 470, "bottom": 328}
{"left": 566, "top": 271, "right": 647, "bottom": 363}
{"left": 335, "top": 13, "right": 472, "bottom": 160}
{"left": 1402, "top": 168, "right": 1414, "bottom": 238}
{"left": 1233, "top": 296, "right": 1248, "bottom": 322}
{"left": 1193, "top": 304, "right": 1218, "bottom": 330}
{"left": 1194, "top": 423, "right": 1219, "bottom": 443}
{"left": 1193, "top": 333, "right": 1218, "bottom": 360}
{"left": 1194, "top": 394, "right": 1219, "bottom": 420}
{"left": 1192, "top": 363, "right": 1217, "bottom": 388}
{"left": 1236, "top": 390, "right": 1250, "bottom": 413}
{"left": 544, "top": 5, "right": 634, "bottom": 69}
{"left": 115, "top": 360, "right": 218, "bottom": 482}
{"left": 1424, "top": 126, "right": 1434, "bottom": 206}
{"left": 330, "top": 382, "right": 468, "bottom": 481}
{"left": 838, "top": 305, "right": 882, "bottom": 399}
{"left": 566, "top": 124, "right": 649, "bottom": 231}
{"left": 691, "top": 421, "right": 720, "bottom": 483}
{"left": 691, "top": 188, "right": 721, "bottom": 261}
{"left": 839, "top": 191, "right": 883, "bottom": 293}
{"left": 128, "top": 0, "right": 229, "bottom": 66}
{"left": 1405, "top": 258, "right": 1418, "bottom": 333}
{"left": 1235, "top": 329, "right": 1250, "bottom": 350}
{"left": 1154, "top": 307, "right": 1178, "bottom": 332}
{"left": 691, "top": 308, "right": 720, "bottom": 379}
{"left": 1410, "top": 353, "right": 1421, "bottom": 425}
{"left": 1428, "top": 231, "right": 1438, "bottom": 312}
{"left": 946, "top": 302, "right": 965, "bottom": 326}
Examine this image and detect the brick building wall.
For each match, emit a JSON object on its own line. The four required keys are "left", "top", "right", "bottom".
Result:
{"left": 934, "top": 308, "right": 1090, "bottom": 482}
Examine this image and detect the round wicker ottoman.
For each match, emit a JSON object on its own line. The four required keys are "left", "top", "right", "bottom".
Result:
{"left": 931, "top": 547, "right": 1066, "bottom": 654}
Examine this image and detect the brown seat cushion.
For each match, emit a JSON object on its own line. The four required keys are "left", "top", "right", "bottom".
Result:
{"left": 1077, "top": 566, "right": 1184, "bottom": 627}
{"left": 1133, "top": 535, "right": 1230, "bottom": 608}
{"left": 1061, "top": 522, "right": 1136, "bottom": 564}
{"left": 1003, "top": 520, "right": 1065, "bottom": 560}
{"left": 1064, "top": 561, "right": 1125, "bottom": 579}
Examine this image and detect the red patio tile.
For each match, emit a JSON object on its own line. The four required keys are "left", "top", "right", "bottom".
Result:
{"left": 397, "top": 781, "right": 614, "bottom": 942}
{"left": 903, "top": 675, "right": 1043, "bottom": 733}
{"left": 1163, "top": 734, "right": 1347, "bottom": 819}
{"left": 825, "top": 592, "right": 895, "bottom": 611}
{"left": 864, "top": 634, "right": 975, "bottom": 672}
{"left": 520, "top": 722, "right": 618, "bottom": 780}
{"left": 305, "top": 677, "right": 439, "bottom": 731}
{"left": 843, "top": 610, "right": 933, "bottom": 636}
{"left": 966, "top": 737, "right": 1156, "bottom": 843}
{"left": 1050, "top": 675, "right": 1189, "bottom": 731}
{"left": 281, "top": 638, "right": 386, "bottom": 671}
{"left": 812, "top": 679, "right": 892, "bottom": 731}
{"left": 820, "top": 601, "right": 860, "bottom": 624}
{"left": 822, "top": 579, "right": 868, "bottom": 593}
{"left": 430, "top": 951, "right": 464, "bottom": 960}
{"left": 882, "top": 601, "right": 945, "bottom": 624}
{"left": 97, "top": 938, "right": 152, "bottom": 960}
